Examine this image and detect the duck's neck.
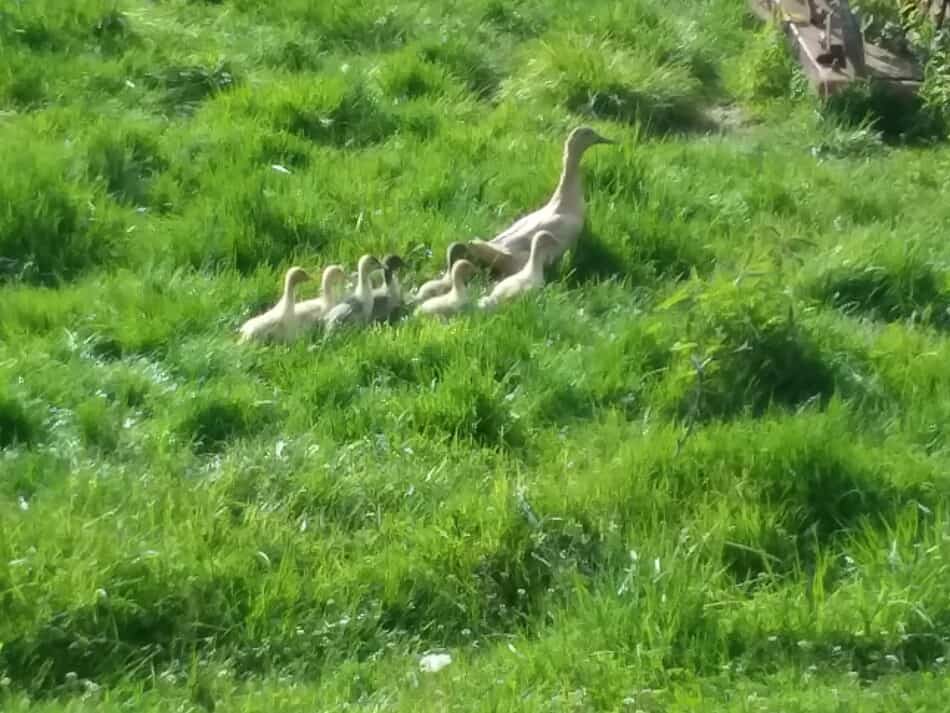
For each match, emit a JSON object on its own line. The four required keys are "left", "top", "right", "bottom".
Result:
{"left": 525, "top": 241, "right": 547, "bottom": 279}
{"left": 450, "top": 273, "right": 467, "bottom": 299}
{"left": 549, "top": 144, "right": 585, "bottom": 215}
{"left": 356, "top": 267, "right": 372, "bottom": 302}
{"left": 388, "top": 271, "right": 401, "bottom": 300}
{"left": 279, "top": 278, "right": 299, "bottom": 315}
{"left": 322, "top": 277, "right": 339, "bottom": 309}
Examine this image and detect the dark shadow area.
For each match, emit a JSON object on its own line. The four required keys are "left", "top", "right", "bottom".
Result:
{"left": 726, "top": 624, "right": 948, "bottom": 682}
{"left": 480, "top": 0, "right": 548, "bottom": 39}
{"left": 556, "top": 228, "right": 633, "bottom": 288}
{"left": 378, "top": 512, "right": 605, "bottom": 641}
{"left": 0, "top": 392, "right": 40, "bottom": 449}
{"left": 686, "top": 309, "right": 836, "bottom": 424}
{"left": 822, "top": 80, "right": 946, "bottom": 144}
{"left": 565, "top": 84, "right": 717, "bottom": 136}
{"left": 421, "top": 42, "right": 503, "bottom": 101}
{"left": 811, "top": 263, "right": 950, "bottom": 332}
{"left": 0, "top": 565, "right": 251, "bottom": 697}
{"left": 410, "top": 384, "right": 525, "bottom": 452}
{"left": 85, "top": 128, "right": 168, "bottom": 207}
{"left": 146, "top": 60, "right": 240, "bottom": 117}
{"left": 176, "top": 396, "right": 276, "bottom": 455}
{"left": 279, "top": 84, "right": 398, "bottom": 148}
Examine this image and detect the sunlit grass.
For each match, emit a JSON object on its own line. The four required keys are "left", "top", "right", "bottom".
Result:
{"left": 1, "top": 0, "right": 950, "bottom": 711}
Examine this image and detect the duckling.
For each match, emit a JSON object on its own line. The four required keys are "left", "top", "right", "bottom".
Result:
{"left": 371, "top": 254, "right": 407, "bottom": 323}
{"left": 323, "top": 254, "right": 383, "bottom": 334}
{"left": 238, "top": 266, "right": 312, "bottom": 343}
{"left": 410, "top": 242, "right": 469, "bottom": 304}
{"left": 466, "top": 126, "right": 615, "bottom": 277}
{"left": 296, "top": 264, "right": 347, "bottom": 326}
{"left": 415, "top": 259, "right": 477, "bottom": 319}
{"left": 477, "top": 231, "right": 559, "bottom": 311}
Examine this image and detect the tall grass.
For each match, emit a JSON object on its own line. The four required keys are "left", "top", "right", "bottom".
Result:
{"left": 1, "top": 0, "right": 950, "bottom": 711}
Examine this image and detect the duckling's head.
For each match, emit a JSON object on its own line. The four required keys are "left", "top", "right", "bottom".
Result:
{"left": 382, "top": 254, "right": 405, "bottom": 273}
{"left": 321, "top": 264, "right": 346, "bottom": 291}
{"left": 284, "top": 266, "right": 311, "bottom": 289}
{"left": 530, "top": 230, "right": 559, "bottom": 260}
{"left": 357, "top": 254, "right": 382, "bottom": 276}
{"left": 566, "top": 126, "right": 616, "bottom": 154}
{"left": 451, "top": 258, "right": 477, "bottom": 283}
{"left": 446, "top": 241, "right": 468, "bottom": 267}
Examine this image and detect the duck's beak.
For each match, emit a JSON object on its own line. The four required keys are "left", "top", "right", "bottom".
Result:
{"left": 595, "top": 134, "right": 617, "bottom": 145}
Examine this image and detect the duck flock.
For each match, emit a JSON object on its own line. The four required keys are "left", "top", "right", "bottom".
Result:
{"left": 237, "top": 126, "right": 616, "bottom": 343}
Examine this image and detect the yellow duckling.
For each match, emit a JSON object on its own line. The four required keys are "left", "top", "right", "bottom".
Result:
{"left": 411, "top": 242, "right": 469, "bottom": 304}
{"left": 296, "top": 264, "right": 347, "bottom": 326}
{"left": 415, "top": 259, "right": 477, "bottom": 319}
{"left": 477, "top": 231, "right": 558, "bottom": 311}
{"left": 238, "top": 266, "right": 312, "bottom": 343}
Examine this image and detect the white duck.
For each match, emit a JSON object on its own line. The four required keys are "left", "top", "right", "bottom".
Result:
{"left": 466, "top": 126, "right": 615, "bottom": 277}
{"left": 323, "top": 254, "right": 383, "bottom": 334}
{"left": 296, "top": 264, "right": 347, "bottom": 326}
{"left": 477, "top": 231, "right": 558, "bottom": 311}
{"left": 238, "top": 266, "right": 312, "bottom": 343}
{"left": 415, "top": 259, "right": 477, "bottom": 319}
{"left": 410, "top": 242, "right": 469, "bottom": 304}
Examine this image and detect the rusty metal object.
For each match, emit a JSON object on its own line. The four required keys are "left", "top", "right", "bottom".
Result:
{"left": 748, "top": 0, "right": 923, "bottom": 97}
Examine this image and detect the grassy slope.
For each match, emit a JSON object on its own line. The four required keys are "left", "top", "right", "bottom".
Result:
{"left": 2, "top": 0, "right": 950, "bottom": 710}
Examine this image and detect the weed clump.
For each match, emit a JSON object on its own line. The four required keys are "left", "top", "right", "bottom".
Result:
{"left": 147, "top": 60, "right": 239, "bottom": 116}
{"left": 732, "top": 27, "right": 799, "bottom": 102}
{"left": 657, "top": 280, "right": 836, "bottom": 422}
{"left": 176, "top": 392, "right": 275, "bottom": 454}
{"left": 0, "top": 390, "right": 40, "bottom": 448}
{"left": 805, "top": 240, "right": 950, "bottom": 330}
{"left": 0, "top": 141, "right": 126, "bottom": 284}
{"left": 504, "top": 34, "right": 704, "bottom": 134}
{"left": 84, "top": 121, "right": 167, "bottom": 206}
{"left": 224, "top": 75, "right": 398, "bottom": 148}
{"left": 420, "top": 40, "right": 503, "bottom": 100}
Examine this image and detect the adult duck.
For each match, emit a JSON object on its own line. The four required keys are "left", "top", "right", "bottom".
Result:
{"left": 466, "top": 126, "right": 615, "bottom": 277}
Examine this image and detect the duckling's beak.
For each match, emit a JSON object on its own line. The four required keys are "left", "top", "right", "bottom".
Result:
{"left": 594, "top": 134, "right": 616, "bottom": 145}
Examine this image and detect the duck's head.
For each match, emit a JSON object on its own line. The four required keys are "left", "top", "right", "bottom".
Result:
{"left": 381, "top": 254, "right": 405, "bottom": 283}
{"left": 446, "top": 241, "right": 469, "bottom": 267}
{"left": 356, "top": 254, "right": 382, "bottom": 277}
{"left": 321, "top": 264, "right": 346, "bottom": 292}
{"left": 382, "top": 254, "right": 405, "bottom": 272}
{"left": 530, "top": 230, "right": 559, "bottom": 258}
{"left": 284, "top": 266, "right": 312, "bottom": 289}
{"left": 566, "top": 126, "right": 616, "bottom": 154}
{"left": 451, "top": 258, "right": 477, "bottom": 283}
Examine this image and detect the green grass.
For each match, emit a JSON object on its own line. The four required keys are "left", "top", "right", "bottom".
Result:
{"left": 2, "top": 0, "right": 950, "bottom": 710}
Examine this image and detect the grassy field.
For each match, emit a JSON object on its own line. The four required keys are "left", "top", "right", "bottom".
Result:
{"left": 3, "top": 0, "right": 950, "bottom": 710}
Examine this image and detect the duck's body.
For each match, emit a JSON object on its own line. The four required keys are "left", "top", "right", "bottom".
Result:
{"left": 238, "top": 267, "right": 311, "bottom": 343}
{"left": 415, "top": 259, "right": 477, "bottom": 319}
{"left": 477, "top": 231, "right": 558, "bottom": 311}
{"left": 411, "top": 242, "right": 468, "bottom": 304}
{"left": 296, "top": 265, "right": 347, "bottom": 326}
{"left": 466, "top": 126, "right": 615, "bottom": 277}
{"left": 324, "top": 255, "right": 383, "bottom": 334}
{"left": 371, "top": 254, "right": 406, "bottom": 323}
